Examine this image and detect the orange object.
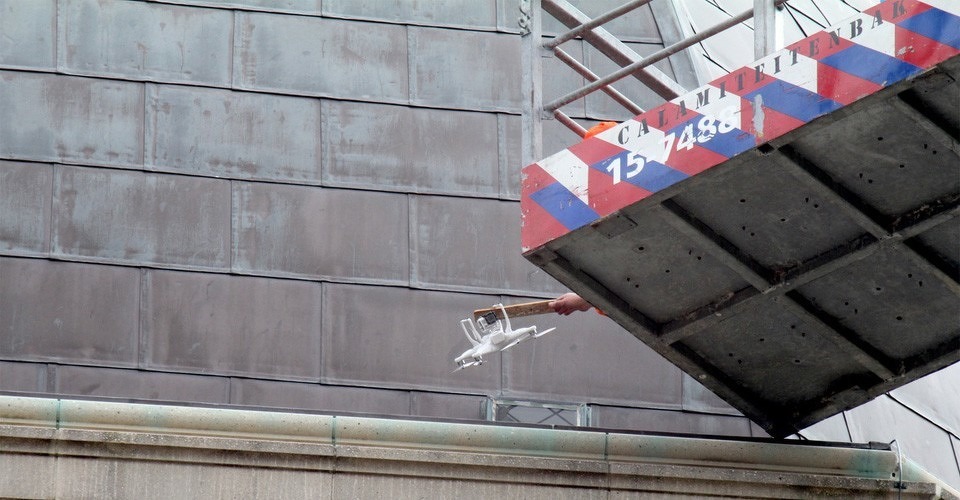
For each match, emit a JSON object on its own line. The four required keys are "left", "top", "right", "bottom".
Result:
{"left": 584, "top": 121, "right": 617, "bottom": 139}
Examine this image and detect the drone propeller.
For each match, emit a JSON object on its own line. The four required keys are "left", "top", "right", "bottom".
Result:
{"left": 533, "top": 327, "right": 557, "bottom": 338}
{"left": 451, "top": 358, "right": 483, "bottom": 373}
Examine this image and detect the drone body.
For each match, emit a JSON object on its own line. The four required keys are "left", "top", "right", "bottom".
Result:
{"left": 454, "top": 303, "right": 556, "bottom": 371}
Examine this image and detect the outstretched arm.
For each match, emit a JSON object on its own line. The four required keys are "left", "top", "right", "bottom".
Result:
{"left": 549, "top": 293, "right": 593, "bottom": 316}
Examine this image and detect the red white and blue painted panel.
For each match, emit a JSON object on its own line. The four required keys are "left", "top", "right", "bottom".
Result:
{"left": 521, "top": 0, "right": 960, "bottom": 252}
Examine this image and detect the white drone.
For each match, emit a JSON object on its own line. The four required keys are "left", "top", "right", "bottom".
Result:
{"left": 453, "top": 302, "right": 557, "bottom": 371}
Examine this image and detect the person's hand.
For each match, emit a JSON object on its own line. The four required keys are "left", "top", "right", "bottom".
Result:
{"left": 549, "top": 293, "right": 593, "bottom": 315}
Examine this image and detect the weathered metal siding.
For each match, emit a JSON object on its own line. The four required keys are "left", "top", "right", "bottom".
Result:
{"left": 0, "top": 0, "right": 956, "bottom": 489}
{"left": 0, "top": 0, "right": 689, "bottom": 426}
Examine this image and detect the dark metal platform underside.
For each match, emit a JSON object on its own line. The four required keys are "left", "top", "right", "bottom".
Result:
{"left": 527, "top": 56, "right": 960, "bottom": 438}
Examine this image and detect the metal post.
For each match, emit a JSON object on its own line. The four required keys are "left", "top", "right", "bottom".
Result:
{"left": 754, "top": 0, "right": 777, "bottom": 58}
{"left": 520, "top": 0, "right": 544, "bottom": 166}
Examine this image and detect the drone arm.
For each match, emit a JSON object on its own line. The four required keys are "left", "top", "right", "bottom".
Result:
{"left": 460, "top": 319, "right": 481, "bottom": 346}
{"left": 497, "top": 303, "right": 512, "bottom": 333}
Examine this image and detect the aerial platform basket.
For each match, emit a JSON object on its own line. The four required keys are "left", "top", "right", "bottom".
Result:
{"left": 521, "top": 0, "right": 959, "bottom": 438}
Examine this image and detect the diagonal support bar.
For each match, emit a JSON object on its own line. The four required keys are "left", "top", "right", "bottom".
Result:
{"left": 542, "top": 0, "right": 686, "bottom": 101}
{"left": 544, "top": 0, "right": 788, "bottom": 113}
{"left": 545, "top": 0, "right": 654, "bottom": 49}
{"left": 553, "top": 47, "right": 646, "bottom": 116}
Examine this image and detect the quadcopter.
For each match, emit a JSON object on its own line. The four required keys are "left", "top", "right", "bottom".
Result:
{"left": 453, "top": 301, "right": 557, "bottom": 371}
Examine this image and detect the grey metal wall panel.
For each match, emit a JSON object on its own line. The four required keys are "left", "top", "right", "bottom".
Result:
{"left": 0, "top": 72, "right": 143, "bottom": 166}
{"left": 321, "top": 101, "right": 500, "bottom": 196}
{"left": 0, "top": 161, "right": 52, "bottom": 255}
{"left": 146, "top": 85, "right": 322, "bottom": 183}
{"left": 500, "top": 114, "right": 523, "bottom": 200}
{"left": 0, "top": 361, "right": 44, "bottom": 392}
{"left": 845, "top": 396, "right": 960, "bottom": 487}
{"left": 0, "top": 257, "right": 139, "bottom": 366}
{"left": 323, "top": 0, "right": 498, "bottom": 30}
{"left": 142, "top": 270, "right": 322, "bottom": 380}
{"left": 583, "top": 42, "right": 676, "bottom": 120}
{"left": 1, "top": 2, "right": 951, "bottom": 474}
{"left": 749, "top": 422, "right": 770, "bottom": 438}
{"left": 501, "top": 308, "right": 683, "bottom": 407}
{"left": 59, "top": 0, "right": 233, "bottom": 85}
{"left": 322, "top": 284, "right": 501, "bottom": 391}
{"left": 56, "top": 365, "right": 231, "bottom": 404}
{"left": 543, "top": 40, "right": 587, "bottom": 119}
{"left": 594, "top": 406, "right": 753, "bottom": 436}
{"left": 230, "top": 378, "right": 411, "bottom": 415}
{"left": 496, "top": 0, "right": 522, "bottom": 33}
{"left": 411, "top": 196, "right": 565, "bottom": 294}
{"left": 543, "top": 119, "right": 581, "bottom": 158}
{"left": 235, "top": 13, "right": 408, "bottom": 100}
{"left": 232, "top": 182, "right": 409, "bottom": 283}
{"left": 681, "top": 373, "right": 740, "bottom": 415}
{"left": 409, "top": 27, "right": 522, "bottom": 112}
{"left": 52, "top": 167, "right": 231, "bottom": 269}
{"left": 797, "top": 413, "right": 852, "bottom": 442}
{"left": 648, "top": 0, "right": 702, "bottom": 90}
{"left": 0, "top": 0, "right": 56, "bottom": 70}
{"left": 158, "top": 0, "right": 321, "bottom": 15}
{"left": 890, "top": 363, "right": 960, "bottom": 437}
{"left": 410, "top": 391, "right": 487, "bottom": 421}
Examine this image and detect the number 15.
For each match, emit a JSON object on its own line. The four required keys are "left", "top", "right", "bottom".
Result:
{"left": 606, "top": 151, "right": 646, "bottom": 184}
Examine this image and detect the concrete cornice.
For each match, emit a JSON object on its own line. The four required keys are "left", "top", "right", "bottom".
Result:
{"left": 2, "top": 395, "right": 956, "bottom": 498}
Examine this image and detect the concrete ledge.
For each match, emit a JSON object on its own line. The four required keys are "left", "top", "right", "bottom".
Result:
{"left": 1, "top": 396, "right": 956, "bottom": 499}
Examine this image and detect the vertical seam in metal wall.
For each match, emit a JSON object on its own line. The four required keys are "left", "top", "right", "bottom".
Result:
{"left": 47, "top": 162, "right": 55, "bottom": 256}
{"left": 497, "top": 113, "right": 507, "bottom": 200}
{"left": 406, "top": 24, "right": 415, "bottom": 105}
{"left": 46, "top": 364, "right": 57, "bottom": 394}
{"left": 227, "top": 8, "right": 239, "bottom": 275}
{"left": 316, "top": 98, "right": 324, "bottom": 188}
{"left": 140, "top": 81, "right": 147, "bottom": 169}
{"left": 229, "top": 180, "right": 235, "bottom": 272}
{"left": 318, "top": 281, "right": 324, "bottom": 385}
{"left": 498, "top": 291, "right": 505, "bottom": 398}
{"left": 228, "top": 9, "right": 236, "bottom": 89}
{"left": 408, "top": 194, "right": 418, "bottom": 287}
{"left": 54, "top": 0, "right": 62, "bottom": 73}
{"left": 50, "top": 164, "right": 60, "bottom": 259}
{"left": 136, "top": 269, "right": 143, "bottom": 369}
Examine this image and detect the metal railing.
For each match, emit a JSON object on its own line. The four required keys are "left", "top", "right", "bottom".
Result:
{"left": 521, "top": 0, "right": 788, "bottom": 156}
